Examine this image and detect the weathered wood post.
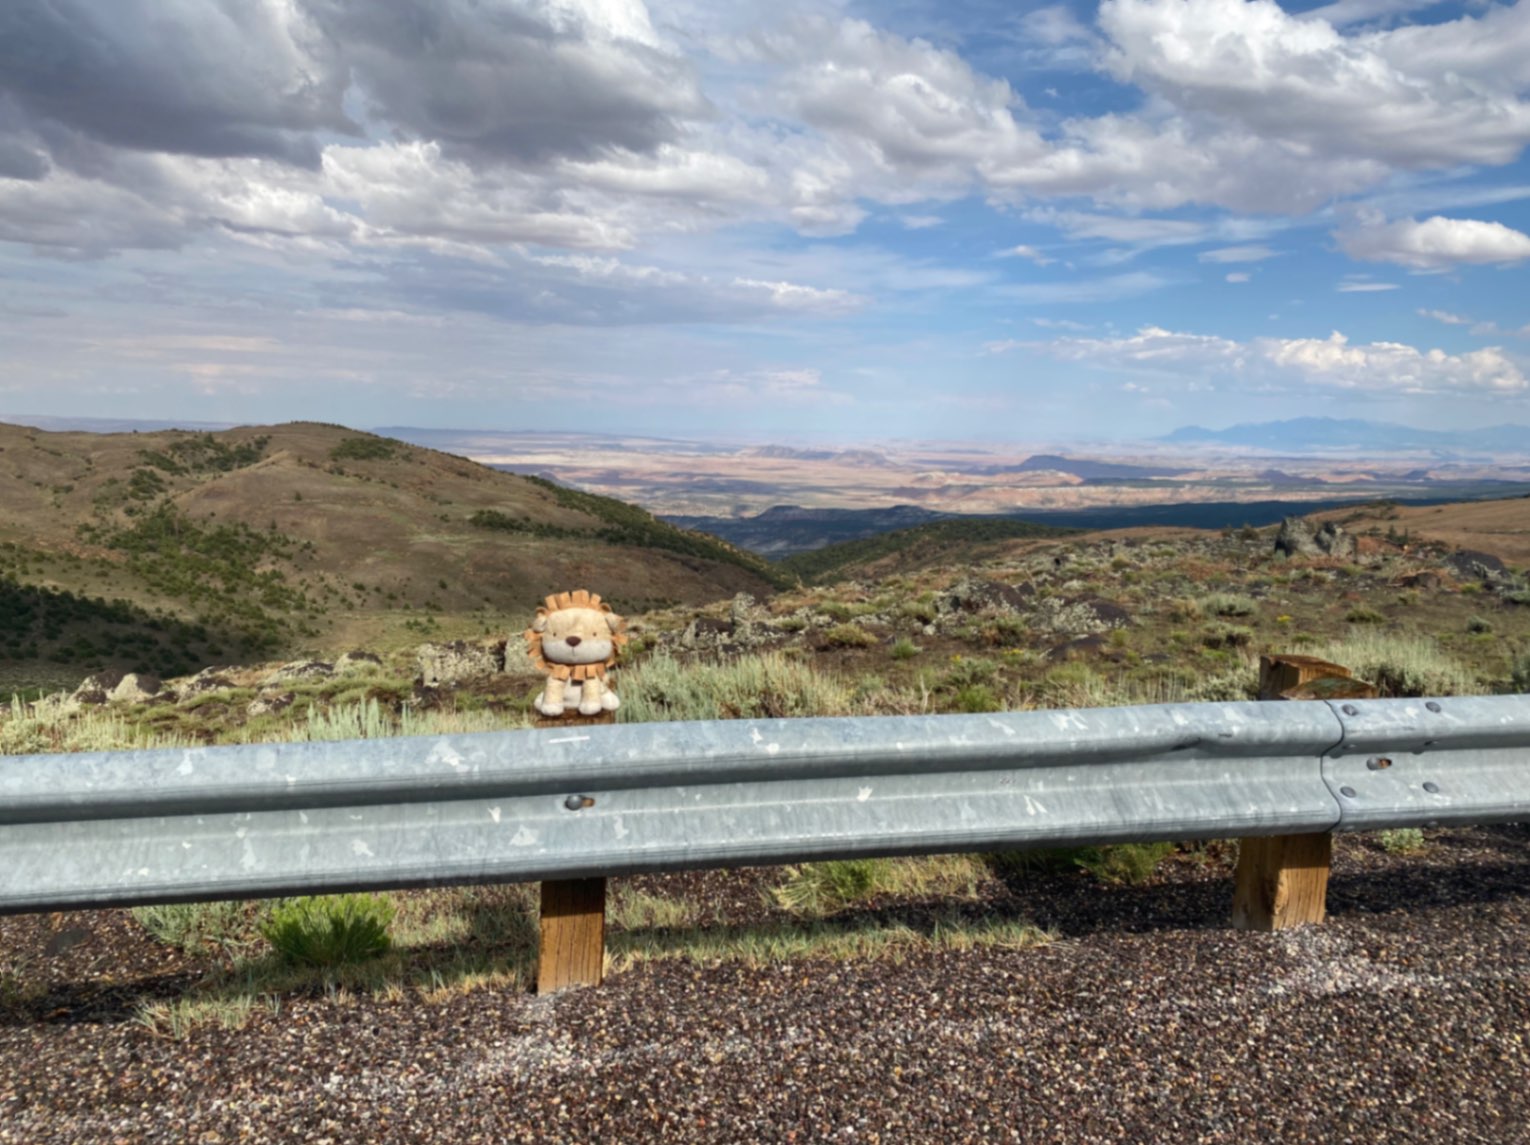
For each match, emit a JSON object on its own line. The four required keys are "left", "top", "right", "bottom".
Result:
{"left": 524, "top": 590, "right": 628, "bottom": 993}
{"left": 533, "top": 708, "right": 615, "bottom": 992}
{"left": 1232, "top": 654, "right": 1377, "bottom": 931}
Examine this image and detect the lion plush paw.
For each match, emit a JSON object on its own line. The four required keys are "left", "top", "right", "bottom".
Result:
{"left": 601, "top": 688, "right": 620, "bottom": 712}
{"left": 534, "top": 691, "right": 564, "bottom": 717}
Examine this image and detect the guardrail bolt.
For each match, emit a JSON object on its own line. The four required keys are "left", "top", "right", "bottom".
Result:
{"left": 564, "top": 795, "right": 595, "bottom": 811}
{"left": 1365, "top": 757, "right": 1393, "bottom": 771}
{"left": 1341, "top": 704, "right": 1360, "bottom": 716}
{"left": 1422, "top": 782, "right": 1441, "bottom": 794}
{"left": 1426, "top": 701, "right": 1443, "bottom": 713}
{"left": 1339, "top": 786, "right": 1357, "bottom": 797}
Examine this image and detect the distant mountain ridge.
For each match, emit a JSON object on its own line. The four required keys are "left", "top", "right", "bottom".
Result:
{"left": 1162, "top": 417, "right": 1530, "bottom": 453}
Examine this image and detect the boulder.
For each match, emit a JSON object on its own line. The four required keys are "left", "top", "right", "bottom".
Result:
{"left": 1273, "top": 517, "right": 1355, "bottom": 559}
{"left": 109, "top": 672, "right": 163, "bottom": 704}
{"left": 178, "top": 668, "right": 234, "bottom": 702}
{"left": 261, "top": 660, "right": 334, "bottom": 686}
{"left": 1032, "top": 595, "right": 1130, "bottom": 637}
{"left": 416, "top": 641, "right": 503, "bottom": 687}
{"left": 1448, "top": 549, "right": 1508, "bottom": 582}
{"left": 938, "top": 578, "right": 1035, "bottom": 615}
{"left": 247, "top": 691, "right": 295, "bottom": 717}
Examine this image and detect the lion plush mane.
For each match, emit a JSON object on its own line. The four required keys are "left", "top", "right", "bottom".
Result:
{"left": 524, "top": 590, "right": 629, "bottom": 682}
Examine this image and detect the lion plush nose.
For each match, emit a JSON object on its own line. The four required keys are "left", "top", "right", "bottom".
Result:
{"left": 565, "top": 636, "right": 582, "bottom": 647}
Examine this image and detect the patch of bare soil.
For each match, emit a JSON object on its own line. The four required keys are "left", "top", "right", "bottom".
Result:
{"left": 3, "top": 826, "right": 1528, "bottom": 1143}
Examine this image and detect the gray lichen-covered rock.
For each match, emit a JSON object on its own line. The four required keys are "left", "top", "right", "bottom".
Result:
{"left": 70, "top": 669, "right": 125, "bottom": 707}
{"left": 416, "top": 640, "right": 504, "bottom": 686}
{"left": 1273, "top": 517, "right": 1320, "bottom": 558}
{"left": 247, "top": 691, "right": 295, "bottom": 717}
{"left": 938, "top": 578, "right": 1035, "bottom": 615}
{"left": 261, "top": 660, "right": 334, "bottom": 686}
{"left": 178, "top": 667, "right": 234, "bottom": 702}
{"left": 109, "top": 672, "right": 163, "bottom": 704}
{"left": 1032, "top": 595, "right": 1130, "bottom": 637}
{"left": 1448, "top": 548, "right": 1508, "bottom": 583}
{"left": 1273, "top": 517, "right": 1355, "bottom": 559}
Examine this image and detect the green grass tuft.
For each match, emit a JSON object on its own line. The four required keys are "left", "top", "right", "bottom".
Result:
{"left": 260, "top": 894, "right": 396, "bottom": 967}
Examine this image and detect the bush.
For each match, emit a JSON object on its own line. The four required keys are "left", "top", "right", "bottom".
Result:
{"left": 1344, "top": 606, "right": 1385, "bottom": 624}
{"left": 132, "top": 900, "right": 257, "bottom": 954}
{"left": 1466, "top": 615, "right": 1493, "bottom": 635}
{"left": 1310, "top": 630, "right": 1479, "bottom": 697}
{"left": 1204, "top": 592, "right": 1256, "bottom": 618}
{"left": 1510, "top": 651, "right": 1530, "bottom": 693}
{"left": 617, "top": 652, "right": 850, "bottom": 722}
{"left": 823, "top": 623, "right": 877, "bottom": 649}
{"left": 260, "top": 894, "right": 395, "bottom": 967}
{"left": 953, "top": 684, "right": 1002, "bottom": 713}
{"left": 1202, "top": 623, "right": 1253, "bottom": 649}
{"left": 329, "top": 437, "right": 397, "bottom": 462}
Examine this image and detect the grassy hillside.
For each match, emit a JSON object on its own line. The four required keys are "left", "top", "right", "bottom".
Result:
{"left": 778, "top": 517, "right": 1077, "bottom": 583}
{"left": 0, "top": 421, "right": 778, "bottom": 690}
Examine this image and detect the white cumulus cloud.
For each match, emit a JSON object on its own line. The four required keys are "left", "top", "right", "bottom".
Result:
{"left": 1336, "top": 213, "right": 1530, "bottom": 269}
{"left": 1021, "top": 325, "right": 1527, "bottom": 395}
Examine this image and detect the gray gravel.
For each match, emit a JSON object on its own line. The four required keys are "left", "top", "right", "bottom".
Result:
{"left": 2, "top": 827, "right": 1528, "bottom": 1144}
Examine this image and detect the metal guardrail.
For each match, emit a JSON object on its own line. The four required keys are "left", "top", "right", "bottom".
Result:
{"left": 2, "top": 695, "right": 1527, "bottom": 916}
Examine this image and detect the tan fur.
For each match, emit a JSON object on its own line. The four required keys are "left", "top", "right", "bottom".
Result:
{"left": 524, "top": 590, "right": 628, "bottom": 716}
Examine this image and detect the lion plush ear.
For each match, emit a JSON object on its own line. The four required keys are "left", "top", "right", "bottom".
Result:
{"left": 530, "top": 607, "right": 549, "bottom": 634}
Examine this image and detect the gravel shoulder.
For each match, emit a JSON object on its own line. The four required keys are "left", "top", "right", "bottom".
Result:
{"left": 3, "top": 826, "right": 1528, "bottom": 1144}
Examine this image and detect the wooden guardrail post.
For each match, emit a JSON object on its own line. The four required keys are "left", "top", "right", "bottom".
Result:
{"left": 534, "top": 709, "right": 613, "bottom": 992}
{"left": 1232, "top": 654, "right": 1376, "bottom": 931}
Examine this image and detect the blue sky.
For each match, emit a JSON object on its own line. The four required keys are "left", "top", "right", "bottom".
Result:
{"left": 2, "top": 0, "right": 1529, "bottom": 442}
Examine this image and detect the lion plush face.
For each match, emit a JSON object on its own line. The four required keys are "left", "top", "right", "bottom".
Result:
{"left": 536, "top": 606, "right": 618, "bottom": 665}
{"left": 525, "top": 590, "right": 628, "bottom": 678}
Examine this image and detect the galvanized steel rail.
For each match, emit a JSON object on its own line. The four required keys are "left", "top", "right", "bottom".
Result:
{"left": 2, "top": 695, "right": 1527, "bottom": 916}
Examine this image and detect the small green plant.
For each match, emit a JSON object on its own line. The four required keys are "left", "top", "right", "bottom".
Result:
{"left": 774, "top": 859, "right": 885, "bottom": 916}
{"left": 818, "top": 601, "right": 854, "bottom": 623}
{"left": 1078, "top": 842, "right": 1175, "bottom": 885}
{"left": 260, "top": 894, "right": 395, "bottom": 967}
{"left": 989, "top": 842, "right": 1173, "bottom": 886}
{"left": 953, "top": 683, "right": 1002, "bottom": 712}
{"left": 890, "top": 637, "right": 921, "bottom": 660}
{"left": 823, "top": 623, "right": 877, "bottom": 649}
{"left": 1466, "top": 616, "right": 1493, "bottom": 635}
{"left": 1377, "top": 828, "right": 1427, "bottom": 855}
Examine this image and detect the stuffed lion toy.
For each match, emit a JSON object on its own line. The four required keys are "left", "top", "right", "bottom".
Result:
{"left": 525, "top": 590, "right": 628, "bottom": 717}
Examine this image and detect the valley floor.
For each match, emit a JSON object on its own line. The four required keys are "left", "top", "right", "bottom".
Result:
{"left": 3, "top": 824, "right": 1527, "bottom": 1144}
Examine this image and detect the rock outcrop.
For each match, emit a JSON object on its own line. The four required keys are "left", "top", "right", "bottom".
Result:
{"left": 416, "top": 640, "right": 505, "bottom": 687}
{"left": 1273, "top": 517, "right": 1356, "bottom": 560}
{"left": 261, "top": 660, "right": 334, "bottom": 686}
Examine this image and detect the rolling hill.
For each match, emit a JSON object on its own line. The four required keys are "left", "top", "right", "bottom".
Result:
{"left": 0, "top": 421, "right": 779, "bottom": 688}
